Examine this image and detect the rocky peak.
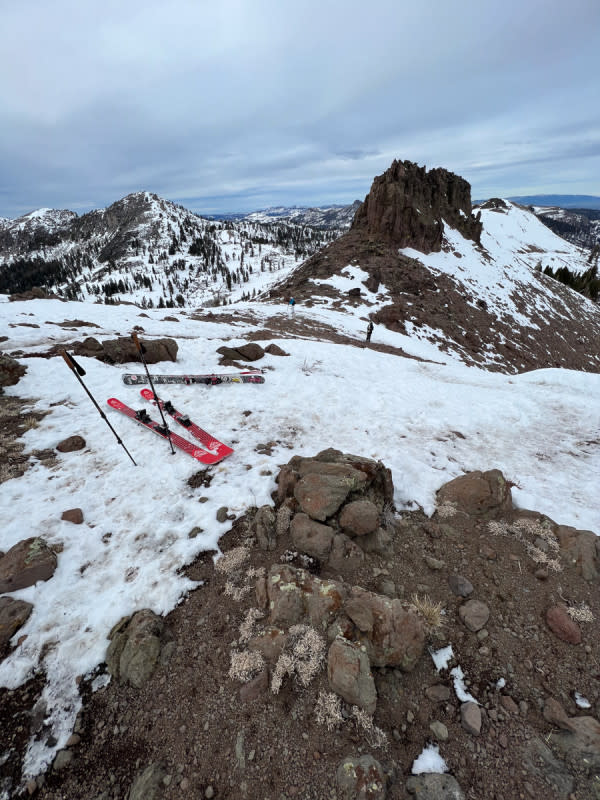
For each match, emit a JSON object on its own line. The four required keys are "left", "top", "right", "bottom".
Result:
{"left": 351, "top": 159, "right": 482, "bottom": 253}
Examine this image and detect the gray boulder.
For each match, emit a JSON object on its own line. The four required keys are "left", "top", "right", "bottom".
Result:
{"left": 106, "top": 609, "right": 171, "bottom": 688}
{"left": 328, "top": 638, "right": 377, "bottom": 714}
{"left": 406, "top": 774, "right": 465, "bottom": 799}
{"left": 0, "top": 596, "right": 33, "bottom": 650}
{"left": 337, "top": 754, "right": 386, "bottom": 799}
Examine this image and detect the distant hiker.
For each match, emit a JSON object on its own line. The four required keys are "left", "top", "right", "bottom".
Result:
{"left": 366, "top": 321, "right": 374, "bottom": 343}
{"left": 288, "top": 297, "right": 296, "bottom": 314}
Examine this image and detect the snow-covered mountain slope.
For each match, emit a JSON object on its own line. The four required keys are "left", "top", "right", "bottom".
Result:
{"left": 0, "top": 193, "right": 341, "bottom": 307}
{"left": 243, "top": 200, "right": 361, "bottom": 229}
{"left": 1, "top": 294, "right": 599, "bottom": 784}
{"left": 530, "top": 205, "right": 600, "bottom": 250}
{"left": 275, "top": 198, "right": 600, "bottom": 374}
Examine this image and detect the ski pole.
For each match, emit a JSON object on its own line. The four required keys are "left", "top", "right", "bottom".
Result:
{"left": 131, "top": 332, "right": 175, "bottom": 455}
{"left": 60, "top": 350, "right": 137, "bottom": 466}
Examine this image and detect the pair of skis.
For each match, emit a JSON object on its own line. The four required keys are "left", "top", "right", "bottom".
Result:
{"left": 107, "top": 390, "right": 233, "bottom": 464}
{"left": 122, "top": 371, "right": 265, "bottom": 386}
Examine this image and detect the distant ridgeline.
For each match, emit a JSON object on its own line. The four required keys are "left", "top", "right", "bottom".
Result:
{"left": 541, "top": 257, "right": 600, "bottom": 302}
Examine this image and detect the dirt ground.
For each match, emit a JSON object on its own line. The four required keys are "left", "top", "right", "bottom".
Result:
{"left": 2, "top": 457, "right": 599, "bottom": 800}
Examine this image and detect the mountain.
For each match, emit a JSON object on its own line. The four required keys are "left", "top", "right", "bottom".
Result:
{"left": 272, "top": 162, "right": 600, "bottom": 374}
{"left": 506, "top": 194, "right": 600, "bottom": 210}
{"left": 530, "top": 206, "right": 600, "bottom": 251}
{"left": 243, "top": 201, "right": 361, "bottom": 229}
{"left": 0, "top": 193, "right": 342, "bottom": 307}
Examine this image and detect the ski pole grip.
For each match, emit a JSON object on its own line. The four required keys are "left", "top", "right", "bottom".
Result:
{"left": 61, "top": 350, "right": 86, "bottom": 376}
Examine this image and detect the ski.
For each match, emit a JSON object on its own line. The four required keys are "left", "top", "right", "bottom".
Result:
{"left": 122, "top": 372, "right": 265, "bottom": 386}
{"left": 140, "top": 388, "right": 233, "bottom": 461}
{"left": 107, "top": 398, "right": 228, "bottom": 464}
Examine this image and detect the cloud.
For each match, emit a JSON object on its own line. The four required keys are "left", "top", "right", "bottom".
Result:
{"left": 1, "top": 0, "right": 599, "bottom": 216}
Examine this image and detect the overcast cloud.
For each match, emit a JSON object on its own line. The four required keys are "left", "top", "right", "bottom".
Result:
{"left": 1, "top": 0, "right": 599, "bottom": 217}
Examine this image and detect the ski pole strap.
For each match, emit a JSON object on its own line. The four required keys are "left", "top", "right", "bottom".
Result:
{"left": 61, "top": 350, "right": 86, "bottom": 376}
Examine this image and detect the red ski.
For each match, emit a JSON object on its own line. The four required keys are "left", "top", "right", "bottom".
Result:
{"left": 107, "top": 398, "right": 229, "bottom": 464}
{"left": 140, "top": 389, "right": 234, "bottom": 461}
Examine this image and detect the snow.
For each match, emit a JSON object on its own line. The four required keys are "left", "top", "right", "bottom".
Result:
{"left": 411, "top": 743, "right": 448, "bottom": 774}
{"left": 430, "top": 645, "right": 453, "bottom": 672}
{"left": 0, "top": 292, "right": 599, "bottom": 779}
{"left": 575, "top": 692, "right": 592, "bottom": 709}
{"left": 450, "top": 666, "right": 478, "bottom": 704}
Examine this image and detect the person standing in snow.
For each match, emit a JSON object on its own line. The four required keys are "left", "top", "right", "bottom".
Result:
{"left": 366, "top": 320, "right": 374, "bottom": 343}
{"left": 288, "top": 297, "right": 296, "bottom": 315}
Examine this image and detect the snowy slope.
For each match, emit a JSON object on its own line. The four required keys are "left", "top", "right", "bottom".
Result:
{"left": 1, "top": 293, "right": 599, "bottom": 783}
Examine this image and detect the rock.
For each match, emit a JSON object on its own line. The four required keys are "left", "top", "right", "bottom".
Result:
{"left": 0, "top": 596, "right": 33, "bottom": 649}
{"left": 436, "top": 469, "right": 512, "bottom": 519}
{"left": 216, "top": 506, "right": 229, "bottom": 523}
{"left": 460, "top": 702, "right": 482, "bottom": 736}
{"left": 424, "top": 556, "right": 445, "bottom": 570}
{"left": 127, "top": 763, "right": 167, "bottom": 800}
{"left": 429, "top": 721, "right": 449, "bottom": 741}
{"left": 328, "top": 638, "right": 377, "bottom": 714}
{"left": 406, "top": 773, "right": 465, "bottom": 799}
{"left": 254, "top": 505, "right": 276, "bottom": 551}
{"left": 352, "top": 159, "right": 482, "bottom": 253}
{"left": 249, "top": 627, "right": 287, "bottom": 662}
{"left": 552, "top": 715, "right": 600, "bottom": 766}
{"left": 425, "top": 685, "right": 451, "bottom": 703}
{"left": 73, "top": 336, "right": 177, "bottom": 364}
{"left": 336, "top": 754, "right": 385, "bottom": 800}
{"left": 556, "top": 526, "right": 599, "bottom": 581}
{"left": 52, "top": 750, "right": 73, "bottom": 772}
{"left": 447, "top": 574, "right": 473, "bottom": 597}
{"left": 499, "top": 695, "right": 519, "bottom": 715}
{"left": 359, "top": 527, "right": 392, "bottom": 557}
{"left": 458, "top": 599, "right": 490, "bottom": 632}
{"left": 339, "top": 500, "right": 380, "bottom": 536}
{"left": 294, "top": 472, "right": 364, "bottom": 521}
{"left": 543, "top": 697, "right": 576, "bottom": 732}
{"left": 266, "top": 565, "right": 346, "bottom": 628}
{"left": 217, "top": 343, "right": 265, "bottom": 362}
{"left": 290, "top": 513, "right": 334, "bottom": 560}
{"left": 265, "top": 343, "right": 289, "bottom": 356}
{"left": 0, "top": 538, "right": 57, "bottom": 593}
{"left": 522, "top": 738, "right": 574, "bottom": 799}
{"left": 106, "top": 609, "right": 170, "bottom": 688}
{"left": 0, "top": 353, "right": 27, "bottom": 387}
{"left": 546, "top": 605, "right": 582, "bottom": 645}
{"left": 61, "top": 508, "right": 84, "bottom": 524}
{"left": 56, "top": 435, "right": 86, "bottom": 452}
{"left": 344, "top": 587, "right": 425, "bottom": 670}
{"left": 328, "top": 534, "right": 365, "bottom": 573}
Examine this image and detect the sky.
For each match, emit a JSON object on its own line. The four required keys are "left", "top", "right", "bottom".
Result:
{"left": 1, "top": 0, "right": 599, "bottom": 218}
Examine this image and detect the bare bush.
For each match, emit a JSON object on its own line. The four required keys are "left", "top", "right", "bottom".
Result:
{"left": 314, "top": 692, "right": 344, "bottom": 731}
{"left": 215, "top": 546, "right": 250, "bottom": 574}
{"left": 351, "top": 707, "right": 389, "bottom": 749}
{"left": 239, "top": 608, "right": 264, "bottom": 643}
{"left": 228, "top": 649, "right": 265, "bottom": 682}
{"left": 271, "top": 624, "right": 325, "bottom": 694}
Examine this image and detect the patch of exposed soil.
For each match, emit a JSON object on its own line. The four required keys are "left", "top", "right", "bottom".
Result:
{"left": 5, "top": 460, "right": 598, "bottom": 800}
{"left": 0, "top": 396, "right": 54, "bottom": 484}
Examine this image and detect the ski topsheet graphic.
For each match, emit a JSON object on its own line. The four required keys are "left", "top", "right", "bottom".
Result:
{"left": 140, "top": 389, "right": 233, "bottom": 460}
{"left": 107, "top": 398, "right": 231, "bottom": 464}
{"left": 122, "top": 371, "right": 265, "bottom": 386}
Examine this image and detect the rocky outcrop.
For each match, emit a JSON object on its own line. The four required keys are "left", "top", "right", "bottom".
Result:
{"left": 352, "top": 159, "right": 482, "bottom": 253}
{"left": 0, "top": 596, "right": 33, "bottom": 651}
{"left": 73, "top": 336, "right": 178, "bottom": 364}
{"left": 435, "top": 469, "right": 512, "bottom": 519}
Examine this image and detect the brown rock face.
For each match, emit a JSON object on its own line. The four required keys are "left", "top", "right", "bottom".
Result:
{"left": 0, "top": 596, "right": 34, "bottom": 649}
{"left": 73, "top": 336, "right": 177, "bottom": 364}
{"left": 0, "top": 538, "right": 57, "bottom": 593}
{"left": 352, "top": 159, "right": 482, "bottom": 253}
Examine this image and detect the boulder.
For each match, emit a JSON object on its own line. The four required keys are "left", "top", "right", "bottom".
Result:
{"left": 556, "top": 526, "right": 599, "bottom": 581}
{"left": 73, "top": 336, "right": 178, "bottom": 364}
{"left": 290, "top": 513, "right": 334, "bottom": 560}
{"left": 61, "top": 508, "right": 84, "bottom": 525}
{"left": 328, "top": 638, "right": 377, "bottom": 713}
{"left": 328, "top": 534, "right": 365, "bottom": 573}
{"left": 344, "top": 587, "right": 425, "bottom": 670}
{"left": 0, "top": 596, "right": 33, "bottom": 649}
{"left": 266, "top": 565, "right": 346, "bottom": 629}
{"left": 106, "top": 609, "right": 171, "bottom": 688}
{"left": 0, "top": 353, "right": 26, "bottom": 388}
{"left": 339, "top": 500, "right": 380, "bottom": 536}
{"left": 436, "top": 469, "right": 512, "bottom": 519}
{"left": 294, "top": 472, "right": 364, "bottom": 521}
{"left": 0, "top": 538, "right": 57, "bottom": 593}
{"left": 265, "top": 343, "right": 289, "bottom": 356}
{"left": 217, "top": 343, "right": 265, "bottom": 362}
{"left": 337, "top": 754, "right": 386, "bottom": 800}
{"left": 458, "top": 599, "right": 490, "bottom": 632}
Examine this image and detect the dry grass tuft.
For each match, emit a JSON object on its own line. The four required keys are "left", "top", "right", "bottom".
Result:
{"left": 215, "top": 546, "right": 251, "bottom": 574}
{"left": 22, "top": 415, "right": 40, "bottom": 431}
{"left": 351, "top": 706, "right": 389, "bottom": 749}
{"left": 436, "top": 501, "right": 458, "bottom": 519}
{"left": 239, "top": 608, "right": 264, "bottom": 643}
{"left": 314, "top": 692, "right": 344, "bottom": 731}
{"left": 228, "top": 649, "right": 265, "bottom": 682}
{"left": 271, "top": 624, "right": 325, "bottom": 694}
{"left": 566, "top": 602, "right": 595, "bottom": 623}
{"left": 410, "top": 593, "right": 445, "bottom": 629}
{"left": 487, "top": 517, "right": 563, "bottom": 572}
